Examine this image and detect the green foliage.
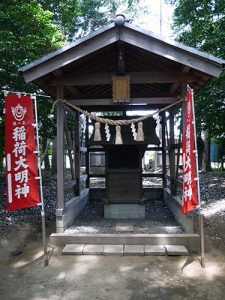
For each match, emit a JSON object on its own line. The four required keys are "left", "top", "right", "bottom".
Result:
{"left": 171, "top": 0, "right": 225, "bottom": 56}
{"left": 171, "top": 0, "right": 225, "bottom": 141}
{"left": 38, "top": 0, "right": 141, "bottom": 40}
{"left": 195, "top": 71, "right": 225, "bottom": 139}
{"left": 77, "top": 0, "right": 140, "bottom": 37}
{"left": 38, "top": 0, "right": 81, "bottom": 40}
{"left": 0, "top": 0, "right": 143, "bottom": 171}
{"left": 216, "top": 138, "right": 225, "bottom": 170}
{"left": 0, "top": 0, "right": 64, "bottom": 168}
{"left": 0, "top": 0, "right": 63, "bottom": 90}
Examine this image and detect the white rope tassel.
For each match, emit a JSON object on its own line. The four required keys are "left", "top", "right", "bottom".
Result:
{"left": 115, "top": 125, "right": 123, "bottom": 144}
{"left": 154, "top": 113, "right": 161, "bottom": 136}
{"left": 105, "top": 124, "right": 111, "bottom": 141}
{"left": 94, "top": 122, "right": 101, "bottom": 141}
{"left": 131, "top": 123, "right": 137, "bottom": 141}
{"left": 136, "top": 122, "right": 144, "bottom": 142}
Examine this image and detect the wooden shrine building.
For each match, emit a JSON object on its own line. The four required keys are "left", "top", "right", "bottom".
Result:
{"left": 19, "top": 15, "right": 224, "bottom": 249}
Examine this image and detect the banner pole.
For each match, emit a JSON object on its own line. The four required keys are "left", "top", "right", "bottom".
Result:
{"left": 190, "top": 87, "right": 205, "bottom": 268}
{"left": 3, "top": 89, "right": 51, "bottom": 98}
{"left": 32, "top": 94, "right": 49, "bottom": 267}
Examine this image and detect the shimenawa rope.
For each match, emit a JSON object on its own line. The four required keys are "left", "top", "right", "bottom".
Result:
{"left": 51, "top": 98, "right": 184, "bottom": 126}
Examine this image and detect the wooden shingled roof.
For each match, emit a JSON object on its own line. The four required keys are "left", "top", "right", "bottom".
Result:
{"left": 19, "top": 18, "right": 225, "bottom": 104}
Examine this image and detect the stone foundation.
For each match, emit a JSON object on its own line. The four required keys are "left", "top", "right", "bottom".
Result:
{"left": 104, "top": 204, "right": 145, "bottom": 219}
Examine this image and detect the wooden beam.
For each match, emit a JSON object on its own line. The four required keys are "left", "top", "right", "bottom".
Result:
{"left": 181, "top": 83, "right": 187, "bottom": 130}
{"left": 64, "top": 114, "right": 75, "bottom": 179}
{"left": 117, "top": 42, "right": 125, "bottom": 74}
{"left": 161, "top": 112, "right": 167, "bottom": 188}
{"left": 66, "top": 86, "right": 79, "bottom": 96}
{"left": 169, "top": 66, "right": 191, "bottom": 95}
{"left": 120, "top": 28, "right": 222, "bottom": 77}
{"left": 51, "top": 71, "right": 193, "bottom": 85}
{"left": 169, "top": 109, "right": 176, "bottom": 195}
{"left": 56, "top": 85, "right": 65, "bottom": 209}
{"left": 174, "top": 124, "right": 182, "bottom": 194}
{"left": 83, "top": 104, "right": 163, "bottom": 112}
{"left": 169, "top": 82, "right": 180, "bottom": 95}
{"left": 69, "top": 97, "right": 178, "bottom": 106}
{"left": 23, "top": 27, "right": 120, "bottom": 83}
{"left": 53, "top": 69, "right": 63, "bottom": 77}
{"left": 74, "top": 112, "right": 81, "bottom": 196}
{"left": 182, "top": 66, "right": 191, "bottom": 74}
{"left": 54, "top": 68, "right": 80, "bottom": 97}
{"left": 85, "top": 117, "right": 90, "bottom": 188}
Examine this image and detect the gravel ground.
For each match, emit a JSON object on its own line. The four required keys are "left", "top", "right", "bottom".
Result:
{"left": 65, "top": 198, "right": 184, "bottom": 234}
{"left": 1, "top": 172, "right": 225, "bottom": 300}
{"left": 0, "top": 173, "right": 57, "bottom": 237}
{"left": 1, "top": 172, "right": 225, "bottom": 237}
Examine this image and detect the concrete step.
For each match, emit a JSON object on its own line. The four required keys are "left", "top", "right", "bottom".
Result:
{"left": 61, "top": 244, "right": 189, "bottom": 256}
{"left": 165, "top": 245, "right": 189, "bottom": 256}
{"left": 50, "top": 233, "right": 200, "bottom": 252}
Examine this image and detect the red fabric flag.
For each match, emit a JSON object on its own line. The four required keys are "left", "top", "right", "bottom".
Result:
{"left": 5, "top": 94, "right": 40, "bottom": 211}
{"left": 182, "top": 87, "right": 198, "bottom": 214}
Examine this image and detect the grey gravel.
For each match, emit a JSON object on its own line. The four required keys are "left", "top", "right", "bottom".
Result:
{"left": 1, "top": 172, "right": 225, "bottom": 238}
{"left": 0, "top": 173, "right": 57, "bottom": 237}
{"left": 65, "top": 198, "right": 184, "bottom": 234}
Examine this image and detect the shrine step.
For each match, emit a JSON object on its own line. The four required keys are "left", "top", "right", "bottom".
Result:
{"left": 50, "top": 233, "right": 200, "bottom": 252}
{"left": 61, "top": 244, "right": 189, "bottom": 256}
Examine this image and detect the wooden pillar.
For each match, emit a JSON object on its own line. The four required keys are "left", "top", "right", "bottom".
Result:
{"left": 64, "top": 114, "right": 75, "bottom": 180}
{"left": 161, "top": 112, "right": 167, "bottom": 188}
{"left": 56, "top": 85, "right": 65, "bottom": 210}
{"left": 169, "top": 109, "right": 176, "bottom": 195}
{"left": 181, "top": 82, "right": 187, "bottom": 132}
{"left": 85, "top": 116, "right": 90, "bottom": 188}
{"left": 74, "top": 112, "right": 81, "bottom": 196}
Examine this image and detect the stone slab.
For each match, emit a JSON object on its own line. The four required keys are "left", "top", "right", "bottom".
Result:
{"left": 144, "top": 245, "right": 166, "bottom": 256}
{"left": 124, "top": 245, "right": 144, "bottom": 256}
{"left": 56, "top": 189, "right": 89, "bottom": 233}
{"left": 103, "top": 245, "right": 124, "bottom": 256}
{"left": 62, "top": 244, "right": 85, "bottom": 255}
{"left": 134, "top": 227, "right": 148, "bottom": 234}
{"left": 83, "top": 244, "right": 104, "bottom": 255}
{"left": 163, "top": 188, "right": 194, "bottom": 233}
{"left": 50, "top": 233, "right": 200, "bottom": 252}
{"left": 104, "top": 204, "right": 145, "bottom": 219}
{"left": 115, "top": 223, "right": 133, "bottom": 232}
{"left": 165, "top": 245, "right": 188, "bottom": 256}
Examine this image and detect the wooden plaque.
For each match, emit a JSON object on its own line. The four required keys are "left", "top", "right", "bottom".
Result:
{"left": 112, "top": 76, "right": 130, "bottom": 103}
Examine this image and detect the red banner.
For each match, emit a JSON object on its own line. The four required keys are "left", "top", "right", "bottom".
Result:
{"left": 182, "top": 87, "right": 198, "bottom": 214}
{"left": 5, "top": 94, "right": 40, "bottom": 211}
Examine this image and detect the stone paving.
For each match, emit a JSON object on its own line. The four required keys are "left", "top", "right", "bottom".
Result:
{"left": 62, "top": 244, "right": 188, "bottom": 256}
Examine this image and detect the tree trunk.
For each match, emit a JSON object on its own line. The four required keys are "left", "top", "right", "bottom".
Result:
{"left": 42, "top": 136, "right": 50, "bottom": 171}
{"left": 51, "top": 136, "right": 57, "bottom": 174}
{"left": 202, "top": 131, "right": 211, "bottom": 172}
{"left": 197, "top": 136, "right": 204, "bottom": 170}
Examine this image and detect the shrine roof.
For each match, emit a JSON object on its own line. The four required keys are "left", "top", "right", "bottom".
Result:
{"left": 19, "top": 17, "right": 225, "bottom": 102}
